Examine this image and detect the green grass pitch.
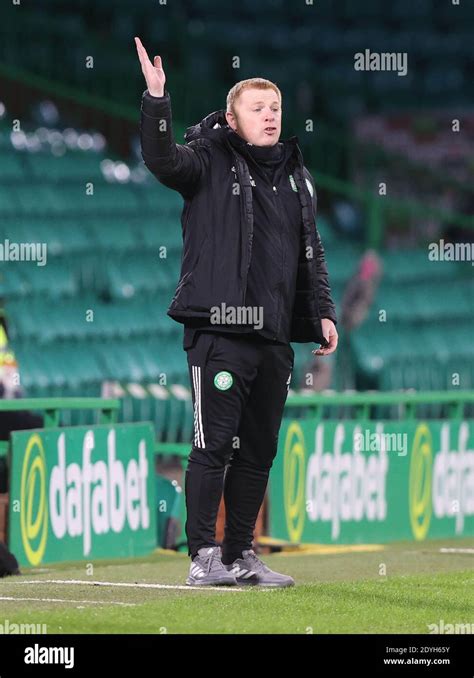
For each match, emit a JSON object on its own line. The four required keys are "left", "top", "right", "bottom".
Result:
{"left": 1, "top": 537, "right": 473, "bottom": 634}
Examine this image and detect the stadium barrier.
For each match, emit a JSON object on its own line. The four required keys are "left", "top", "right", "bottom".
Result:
{"left": 154, "top": 390, "right": 474, "bottom": 548}
{"left": 2, "top": 391, "right": 473, "bottom": 564}
{"left": 272, "top": 390, "right": 474, "bottom": 544}
{"left": 0, "top": 398, "right": 159, "bottom": 567}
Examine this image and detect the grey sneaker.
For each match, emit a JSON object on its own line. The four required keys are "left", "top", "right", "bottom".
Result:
{"left": 228, "top": 549, "right": 295, "bottom": 588}
{"left": 186, "top": 546, "right": 238, "bottom": 586}
{"left": 224, "top": 560, "right": 259, "bottom": 586}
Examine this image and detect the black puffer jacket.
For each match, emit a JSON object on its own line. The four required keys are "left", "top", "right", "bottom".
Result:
{"left": 140, "top": 89, "right": 337, "bottom": 344}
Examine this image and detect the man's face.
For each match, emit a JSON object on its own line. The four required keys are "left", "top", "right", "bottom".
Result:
{"left": 225, "top": 88, "right": 282, "bottom": 146}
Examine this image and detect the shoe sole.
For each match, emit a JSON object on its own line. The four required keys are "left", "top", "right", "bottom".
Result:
{"left": 186, "top": 577, "right": 238, "bottom": 587}
{"left": 231, "top": 576, "right": 295, "bottom": 587}
{"left": 254, "top": 580, "right": 295, "bottom": 588}
{"left": 233, "top": 578, "right": 259, "bottom": 586}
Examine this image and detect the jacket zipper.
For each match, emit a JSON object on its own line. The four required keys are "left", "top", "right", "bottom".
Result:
{"left": 268, "top": 178, "right": 286, "bottom": 340}
{"left": 232, "top": 153, "right": 254, "bottom": 307}
{"left": 244, "top": 158, "right": 290, "bottom": 341}
{"left": 235, "top": 151, "right": 297, "bottom": 340}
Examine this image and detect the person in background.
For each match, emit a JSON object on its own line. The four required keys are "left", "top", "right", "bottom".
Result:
{"left": 340, "top": 250, "right": 382, "bottom": 332}
{"left": 0, "top": 310, "right": 43, "bottom": 491}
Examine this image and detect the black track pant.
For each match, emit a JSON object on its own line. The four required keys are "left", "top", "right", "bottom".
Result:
{"left": 184, "top": 331, "right": 294, "bottom": 563}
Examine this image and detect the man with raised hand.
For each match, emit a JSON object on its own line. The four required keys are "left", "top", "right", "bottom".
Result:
{"left": 135, "top": 37, "right": 338, "bottom": 587}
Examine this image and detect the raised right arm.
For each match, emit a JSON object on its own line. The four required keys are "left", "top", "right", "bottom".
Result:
{"left": 135, "top": 37, "right": 210, "bottom": 197}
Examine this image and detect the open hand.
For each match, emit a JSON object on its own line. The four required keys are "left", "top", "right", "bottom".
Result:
{"left": 134, "top": 36, "right": 166, "bottom": 98}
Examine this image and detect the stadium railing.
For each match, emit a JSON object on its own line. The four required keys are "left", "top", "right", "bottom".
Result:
{"left": 1, "top": 391, "right": 473, "bottom": 460}
{"left": 0, "top": 397, "right": 120, "bottom": 458}
{"left": 154, "top": 389, "right": 474, "bottom": 458}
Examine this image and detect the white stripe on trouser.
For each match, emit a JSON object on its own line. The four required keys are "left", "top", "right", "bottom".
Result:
{"left": 192, "top": 366, "right": 200, "bottom": 447}
{"left": 192, "top": 365, "right": 205, "bottom": 449}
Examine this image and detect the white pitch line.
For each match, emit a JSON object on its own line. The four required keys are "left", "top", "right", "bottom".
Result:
{"left": 18, "top": 579, "right": 255, "bottom": 592}
{"left": 440, "top": 548, "right": 474, "bottom": 554}
{"left": 0, "top": 596, "right": 136, "bottom": 606}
